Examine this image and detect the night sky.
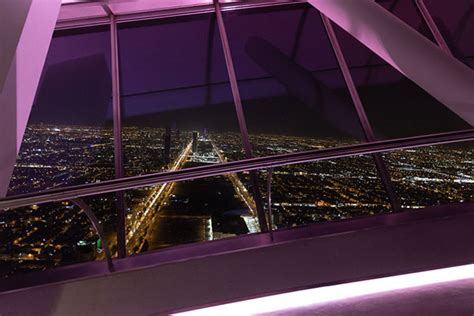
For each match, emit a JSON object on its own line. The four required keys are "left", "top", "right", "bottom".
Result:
{"left": 29, "top": 1, "right": 473, "bottom": 139}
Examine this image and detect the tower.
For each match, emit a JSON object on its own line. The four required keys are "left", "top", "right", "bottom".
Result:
{"left": 163, "top": 126, "right": 171, "bottom": 164}
{"left": 192, "top": 131, "right": 198, "bottom": 153}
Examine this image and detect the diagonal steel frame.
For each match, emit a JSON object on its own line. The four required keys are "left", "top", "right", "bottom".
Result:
{"left": 321, "top": 14, "right": 402, "bottom": 211}
{"left": 213, "top": 0, "right": 269, "bottom": 232}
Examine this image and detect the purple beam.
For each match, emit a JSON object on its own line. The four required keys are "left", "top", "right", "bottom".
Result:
{"left": 414, "top": 0, "right": 453, "bottom": 56}
{"left": 321, "top": 14, "right": 401, "bottom": 211}
{"left": 213, "top": 0, "right": 269, "bottom": 232}
{"left": 307, "top": 0, "right": 474, "bottom": 126}
{"left": 0, "top": 0, "right": 61, "bottom": 197}
{"left": 103, "top": 4, "right": 127, "bottom": 259}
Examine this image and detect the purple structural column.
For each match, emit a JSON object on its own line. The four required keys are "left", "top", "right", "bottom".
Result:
{"left": 307, "top": 0, "right": 474, "bottom": 126}
{"left": 0, "top": 0, "right": 62, "bottom": 198}
{"left": 213, "top": 0, "right": 269, "bottom": 232}
{"left": 103, "top": 4, "right": 127, "bottom": 258}
{"left": 321, "top": 15, "right": 401, "bottom": 212}
{"left": 414, "top": 0, "right": 453, "bottom": 56}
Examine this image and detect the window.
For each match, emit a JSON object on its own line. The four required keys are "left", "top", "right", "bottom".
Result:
{"left": 118, "top": 13, "right": 243, "bottom": 178}
{"left": 0, "top": 194, "right": 116, "bottom": 278}
{"left": 117, "top": 14, "right": 262, "bottom": 255}
{"left": 124, "top": 172, "right": 258, "bottom": 254}
{"left": 332, "top": 20, "right": 471, "bottom": 139}
{"left": 1, "top": 1, "right": 472, "bottom": 280}
{"left": 3, "top": 26, "right": 116, "bottom": 277}
{"left": 260, "top": 156, "right": 391, "bottom": 229}
{"left": 383, "top": 142, "right": 474, "bottom": 208}
{"left": 223, "top": 4, "right": 367, "bottom": 156}
{"left": 8, "top": 27, "right": 114, "bottom": 195}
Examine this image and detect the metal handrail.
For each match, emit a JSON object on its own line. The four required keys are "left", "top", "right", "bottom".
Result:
{"left": 1, "top": 129, "right": 473, "bottom": 210}
{"left": 71, "top": 198, "right": 115, "bottom": 272}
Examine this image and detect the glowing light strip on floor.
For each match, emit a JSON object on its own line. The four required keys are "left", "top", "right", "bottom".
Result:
{"left": 173, "top": 264, "right": 474, "bottom": 316}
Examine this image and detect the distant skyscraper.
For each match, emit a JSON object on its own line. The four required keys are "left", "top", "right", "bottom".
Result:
{"left": 192, "top": 131, "right": 198, "bottom": 153}
{"left": 176, "top": 129, "right": 180, "bottom": 141}
{"left": 163, "top": 126, "right": 171, "bottom": 164}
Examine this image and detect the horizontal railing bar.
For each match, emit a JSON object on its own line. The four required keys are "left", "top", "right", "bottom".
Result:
{"left": 1, "top": 129, "right": 473, "bottom": 210}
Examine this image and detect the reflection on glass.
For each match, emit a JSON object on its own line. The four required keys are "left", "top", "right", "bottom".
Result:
{"left": 8, "top": 26, "right": 113, "bottom": 195}
{"left": 118, "top": 13, "right": 243, "bottom": 178}
{"left": 2, "top": 3, "right": 471, "bottom": 281}
{"left": 332, "top": 16, "right": 471, "bottom": 138}
{"left": 2, "top": 27, "right": 116, "bottom": 278}
{"left": 117, "top": 13, "right": 257, "bottom": 254}
{"left": 221, "top": 4, "right": 397, "bottom": 230}
{"left": 223, "top": 4, "right": 367, "bottom": 154}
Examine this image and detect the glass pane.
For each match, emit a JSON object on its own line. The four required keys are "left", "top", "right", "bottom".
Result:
{"left": 223, "top": 4, "right": 368, "bottom": 156}
{"left": 118, "top": 14, "right": 244, "bottom": 177}
{"left": 332, "top": 21, "right": 471, "bottom": 139}
{"left": 124, "top": 172, "right": 260, "bottom": 255}
{"left": 424, "top": 0, "right": 474, "bottom": 68}
{"left": 8, "top": 26, "right": 114, "bottom": 195}
{"left": 221, "top": 4, "right": 398, "bottom": 229}
{"left": 260, "top": 156, "right": 391, "bottom": 229}
{"left": 0, "top": 193, "right": 116, "bottom": 279}
{"left": 384, "top": 142, "right": 474, "bottom": 208}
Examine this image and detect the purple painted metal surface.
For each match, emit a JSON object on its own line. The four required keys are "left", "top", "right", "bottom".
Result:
{"left": 104, "top": 4, "right": 128, "bottom": 259}
{"left": 0, "top": 0, "right": 61, "bottom": 197}
{"left": 213, "top": 0, "right": 269, "bottom": 232}
{"left": 1, "top": 201, "right": 473, "bottom": 316}
{"left": 307, "top": 0, "right": 474, "bottom": 125}
{"left": 414, "top": 0, "right": 453, "bottom": 56}
{"left": 1, "top": 201, "right": 473, "bottom": 294}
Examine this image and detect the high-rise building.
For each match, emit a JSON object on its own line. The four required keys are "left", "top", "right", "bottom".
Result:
{"left": 192, "top": 131, "right": 198, "bottom": 153}
{"left": 163, "top": 126, "right": 171, "bottom": 164}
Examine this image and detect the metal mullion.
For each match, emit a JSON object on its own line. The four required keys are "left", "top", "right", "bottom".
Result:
{"left": 321, "top": 14, "right": 401, "bottom": 212}
{"left": 105, "top": 5, "right": 127, "bottom": 258}
{"left": 213, "top": 0, "right": 269, "bottom": 232}
{"left": 414, "top": 0, "right": 453, "bottom": 56}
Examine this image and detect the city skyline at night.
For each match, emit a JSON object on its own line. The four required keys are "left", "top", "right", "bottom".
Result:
{"left": 1, "top": 123, "right": 472, "bottom": 278}
{"left": 2, "top": 0, "right": 474, "bottom": 314}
